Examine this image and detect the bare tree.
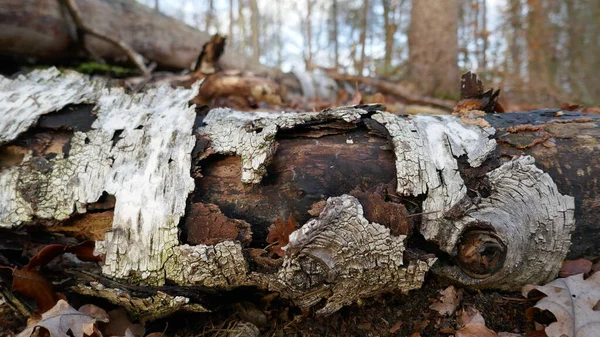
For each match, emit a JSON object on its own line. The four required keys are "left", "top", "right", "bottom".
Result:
{"left": 205, "top": 0, "right": 214, "bottom": 32}
{"left": 382, "top": 0, "right": 399, "bottom": 74}
{"left": 357, "top": 0, "right": 369, "bottom": 76}
{"left": 250, "top": 0, "right": 260, "bottom": 64}
{"left": 305, "top": 0, "right": 314, "bottom": 70}
{"left": 407, "top": 0, "right": 460, "bottom": 98}
{"left": 229, "top": 0, "right": 235, "bottom": 46}
{"left": 331, "top": 0, "right": 339, "bottom": 70}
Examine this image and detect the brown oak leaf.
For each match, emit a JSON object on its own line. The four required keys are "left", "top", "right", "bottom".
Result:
{"left": 17, "top": 300, "right": 108, "bottom": 337}
{"left": 1, "top": 241, "right": 101, "bottom": 313}
{"left": 266, "top": 215, "right": 299, "bottom": 257}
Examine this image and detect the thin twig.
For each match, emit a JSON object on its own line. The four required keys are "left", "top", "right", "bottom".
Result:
{"left": 60, "top": 0, "right": 150, "bottom": 76}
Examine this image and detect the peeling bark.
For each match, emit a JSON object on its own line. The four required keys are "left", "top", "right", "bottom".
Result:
{"left": 262, "top": 195, "right": 436, "bottom": 315}
{"left": 199, "top": 105, "right": 379, "bottom": 183}
{"left": 372, "top": 112, "right": 497, "bottom": 252}
{"left": 0, "top": 68, "right": 102, "bottom": 144}
{"left": 0, "top": 69, "right": 596, "bottom": 318}
{"left": 74, "top": 282, "right": 209, "bottom": 322}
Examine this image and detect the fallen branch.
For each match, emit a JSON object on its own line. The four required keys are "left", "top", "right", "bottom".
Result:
{"left": 59, "top": 0, "right": 150, "bottom": 76}
{"left": 326, "top": 72, "right": 456, "bottom": 110}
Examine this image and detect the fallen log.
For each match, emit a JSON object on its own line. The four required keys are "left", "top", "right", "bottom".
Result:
{"left": 325, "top": 72, "right": 456, "bottom": 111}
{"left": 0, "top": 0, "right": 271, "bottom": 74}
{"left": 0, "top": 69, "right": 598, "bottom": 318}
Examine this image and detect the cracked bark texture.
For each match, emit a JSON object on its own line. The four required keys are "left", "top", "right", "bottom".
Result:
{"left": 433, "top": 156, "right": 575, "bottom": 289}
{"left": 372, "top": 112, "right": 496, "bottom": 252}
{"left": 0, "top": 69, "right": 201, "bottom": 285}
{"left": 267, "top": 195, "right": 436, "bottom": 315}
{"left": 199, "top": 106, "right": 375, "bottom": 183}
{"left": 74, "top": 282, "right": 209, "bottom": 322}
{"left": 0, "top": 68, "right": 102, "bottom": 144}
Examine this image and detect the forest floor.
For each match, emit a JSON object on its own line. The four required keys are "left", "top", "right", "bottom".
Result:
{"left": 1, "top": 274, "right": 533, "bottom": 337}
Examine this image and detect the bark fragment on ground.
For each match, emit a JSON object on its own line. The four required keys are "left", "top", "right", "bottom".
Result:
{"left": 74, "top": 282, "right": 209, "bottom": 322}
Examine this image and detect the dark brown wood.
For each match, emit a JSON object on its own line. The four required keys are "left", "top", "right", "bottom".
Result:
{"left": 193, "top": 111, "right": 600, "bottom": 258}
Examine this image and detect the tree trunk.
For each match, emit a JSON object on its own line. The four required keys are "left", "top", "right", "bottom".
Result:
{"left": 0, "top": 0, "right": 270, "bottom": 74}
{"left": 382, "top": 0, "right": 396, "bottom": 74}
{"left": 229, "top": 0, "right": 235, "bottom": 47}
{"left": 1, "top": 69, "right": 598, "bottom": 318}
{"left": 205, "top": 0, "right": 215, "bottom": 33}
{"left": 305, "top": 0, "right": 313, "bottom": 70}
{"left": 331, "top": 0, "right": 339, "bottom": 70}
{"left": 407, "top": 0, "right": 460, "bottom": 98}
{"left": 358, "top": 0, "right": 369, "bottom": 76}
{"left": 250, "top": 0, "right": 260, "bottom": 64}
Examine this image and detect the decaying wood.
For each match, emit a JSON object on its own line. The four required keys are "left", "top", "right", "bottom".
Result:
{"left": 59, "top": 0, "right": 150, "bottom": 76}
{"left": 0, "top": 68, "right": 102, "bottom": 144}
{"left": 1, "top": 69, "right": 598, "bottom": 318}
{"left": 264, "top": 195, "right": 436, "bottom": 315}
{"left": 0, "top": 0, "right": 271, "bottom": 73}
{"left": 193, "top": 71, "right": 283, "bottom": 107}
{"left": 192, "top": 34, "right": 227, "bottom": 76}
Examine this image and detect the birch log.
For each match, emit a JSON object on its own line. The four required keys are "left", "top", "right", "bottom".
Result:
{"left": 0, "top": 69, "right": 598, "bottom": 318}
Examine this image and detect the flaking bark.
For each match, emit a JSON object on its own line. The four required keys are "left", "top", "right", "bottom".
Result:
{"left": 0, "top": 69, "right": 593, "bottom": 318}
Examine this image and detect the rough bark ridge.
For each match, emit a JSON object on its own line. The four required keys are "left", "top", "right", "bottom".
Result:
{"left": 435, "top": 156, "right": 575, "bottom": 289}
{"left": 271, "top": 195, "right": 436, "bottom": 315}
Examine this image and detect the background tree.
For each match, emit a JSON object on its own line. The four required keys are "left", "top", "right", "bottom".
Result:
{"left": 407, "top": 0, "right": 460, "bottom": 98}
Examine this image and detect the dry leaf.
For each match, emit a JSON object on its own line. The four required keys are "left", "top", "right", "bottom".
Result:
{"left": 2, "top": 241, "right": 102, "bottom": 313}
{"left": 124, "top": 324, "right": 145, "bottom": 337}
{"left": 456, "top": 307, "right": 499, "bottom": 337}
{"left": 590, "top": 260, "right": 600, "bottom": 274}
{"left": 389, "top": 320, "right": 403, "bottom": 333}
{"left": 102, "top": 308, "right": 133, "bottom": 336}
{"left": 350, "top": 90, "right": 362, "bottom": 105}
{"left": 459, "top": 307, "right": 486, "bottom": 326}
{"left": 560, "top": 259, "right": 592, "bottom": 278}
{"left": 17, "top": 300, "right": 107, "bottom": 337}
{"left": 523, "top": 272, "right": 600, "bottom": 337}
{"left": 78, "top": 304, "right": 109, "bottom": 323}
{"left": 456, "top": 323, "right": 500, "bottom": 337}
{"left": 429, "top": 286, "right": 462, "bottom": 316}
{"left": 145, "top": 333, "right": 165, "bottom": 337}
{"left": 266, "top": 215, "right": 299, "bottom": 257}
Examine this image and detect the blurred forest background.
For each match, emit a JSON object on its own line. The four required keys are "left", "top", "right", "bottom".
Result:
{"left": 135, "top": 0, "right": 600, "bottom": 107}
